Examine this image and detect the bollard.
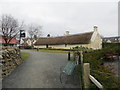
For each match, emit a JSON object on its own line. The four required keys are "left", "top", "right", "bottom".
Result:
{"left": 68, "top": 52, "right": 70, "bottom": 61}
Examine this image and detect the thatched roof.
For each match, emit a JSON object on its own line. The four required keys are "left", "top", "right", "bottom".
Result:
{"left": 35, "top": 32, "right": 93, "bottom": 45}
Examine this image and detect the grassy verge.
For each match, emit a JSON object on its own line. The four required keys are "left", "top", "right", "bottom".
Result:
{"left": 21, "top": 49, "right": 36, "bottom": 51}
{"left": 39, "top": 49, "right": 69, "bottom": 53}
{"left": 21, "top": 52, "right": 30, "bottom": 61}
{"left": 21, "top": 48, "right": 71, "bottom": 53}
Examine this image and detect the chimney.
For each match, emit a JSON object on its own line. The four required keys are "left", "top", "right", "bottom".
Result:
{"left": 47, "top": 34, "right": 50, "bottom": 37}
{"left": 93, "top": 26, "right": 98, "bottom": 32}
{"left": 34, "top": 35, "right": 37, "bottom": 39}
{"left": 65, "top": 31, "right": 69, "bottom": 36}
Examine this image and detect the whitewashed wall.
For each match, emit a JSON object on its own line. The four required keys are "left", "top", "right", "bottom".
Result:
{"left": 34, "top": 44, "right": 91, "bottom": 49}
{"left": 26, "top": 39, "right": 37, "bottom": 46}
{"left": 34, "top": 30, "right": 102, "bottom": 49}
{"left": 89, "top": 30, "right": 102, "bottom": 49}
{"left": 34, "top": 45, "right": 46, "bottom": 48}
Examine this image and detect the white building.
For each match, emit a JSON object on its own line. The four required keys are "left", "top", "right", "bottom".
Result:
{"left": 22, "top": 38, "right": 37, "bottom": 46}
{"left": 34, "top": 26, "right": 102, "bottom": 50}
{"left": 102, "top": 36, "right": 120, "bottom": 43}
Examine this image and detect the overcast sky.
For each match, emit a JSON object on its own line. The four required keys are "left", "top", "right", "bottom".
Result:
{"left": 0, "top": 0, "right": 119, "bottom": 37}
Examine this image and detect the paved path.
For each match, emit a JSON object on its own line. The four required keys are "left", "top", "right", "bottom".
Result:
{"left": 2, "top": 50, "right": 80, "bottom": 88}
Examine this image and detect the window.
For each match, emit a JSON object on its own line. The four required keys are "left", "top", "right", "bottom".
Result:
{"left": 65, "top": 44, "right": 67, "bottom": 47}
{"left": 46, "top": 44, "right": 48, "bottom": 48}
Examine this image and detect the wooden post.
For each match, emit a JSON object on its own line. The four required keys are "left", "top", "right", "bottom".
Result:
{"left": 83, "top": 63, "right": 90, "bottom": 88}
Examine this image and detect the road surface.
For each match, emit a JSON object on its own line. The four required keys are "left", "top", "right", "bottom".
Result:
{"left": 2, "top": 50, "right": 80, "bottom": 88}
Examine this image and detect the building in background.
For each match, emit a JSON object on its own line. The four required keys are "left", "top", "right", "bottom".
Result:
{"left": 34, "top": 26, "right": 102, "bottom": 50}
{"left": 0, "top": 35, "right": 19, "bottom": 46}
{"left": 22, "top": 38, "right": 37, "bottom": 47}
{"left": 102, "top": 36, "right": 120, "bottom": 43}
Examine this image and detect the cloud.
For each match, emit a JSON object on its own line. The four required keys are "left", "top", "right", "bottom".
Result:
{"left": 0, "top": 1, "right": 118, "bottom": 37}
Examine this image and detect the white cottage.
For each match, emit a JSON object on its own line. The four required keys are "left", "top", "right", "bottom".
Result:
{"left": 34, "top": 26, "right": 102, "bottom": 50}
{"left": 22, "top": 38, "right": 37, "bottom": 46}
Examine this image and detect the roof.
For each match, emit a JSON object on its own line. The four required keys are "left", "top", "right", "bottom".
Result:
{"left": 22, "top": 38, "right": 37, "bottom": 41}
{"left": 0, "top": 36, "right": 19, "bottom": 44}
{"left": 35, "top": 31, "right": 93, "bottom": 45}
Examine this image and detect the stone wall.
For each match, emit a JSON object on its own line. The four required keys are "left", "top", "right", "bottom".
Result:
{"left": 0, "top": 48, "right": 23, "bottom": 78}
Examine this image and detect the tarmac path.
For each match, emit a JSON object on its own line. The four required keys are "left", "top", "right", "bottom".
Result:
{"left": 2, "top": 50, "right": 80, "bottom": 88}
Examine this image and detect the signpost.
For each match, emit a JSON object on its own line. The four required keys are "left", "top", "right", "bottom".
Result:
{"left": 19, "top": 30, "right": 25, "bottom": 48}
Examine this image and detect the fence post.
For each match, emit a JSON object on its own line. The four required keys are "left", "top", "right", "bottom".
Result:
{"left": 83, "top": 63, "right": 90, "bottom": 88}
{"left": 80, "top": 51, "right": 83, "bottom": 65}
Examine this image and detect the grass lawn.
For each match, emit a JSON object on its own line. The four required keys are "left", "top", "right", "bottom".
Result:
{"left": 39, "top": 49, "right": 70, "bottom": 53}
{"left": 21, "top": 52, "right": 30, "bottom": 61}
{"left": 21, "top": 49, "right": 71, "bottom": 53}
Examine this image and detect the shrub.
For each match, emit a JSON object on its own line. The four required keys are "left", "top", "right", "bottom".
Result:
{"left": 72, "top": 46, "right": 93, "bottom": 51}
{"left": 83, "top": 47, "right": 120, "bottom": 88}
{"left": 102, "top": 42, "right": 120, "bottom": 48}
{"left": 24, "top": 46, "right": 32, "bottom": 49}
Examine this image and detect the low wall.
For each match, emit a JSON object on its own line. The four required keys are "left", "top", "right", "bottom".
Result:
{"left": 0, "top": 48, "right": 23, "bottom": 78}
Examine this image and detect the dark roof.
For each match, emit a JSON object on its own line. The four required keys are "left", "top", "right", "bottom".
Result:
{"left": 35, "top": 32, "right": 94, "bottom": 45}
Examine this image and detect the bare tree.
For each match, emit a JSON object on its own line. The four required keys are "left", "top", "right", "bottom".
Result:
{"left": 28, "top": 24, "right": 42, "bottom": 46}
{"left": 0, "top": 14, "right": 24, "bottom": 46}
{"left": 28, "top": 24, "right": 42, "bottom": 38}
